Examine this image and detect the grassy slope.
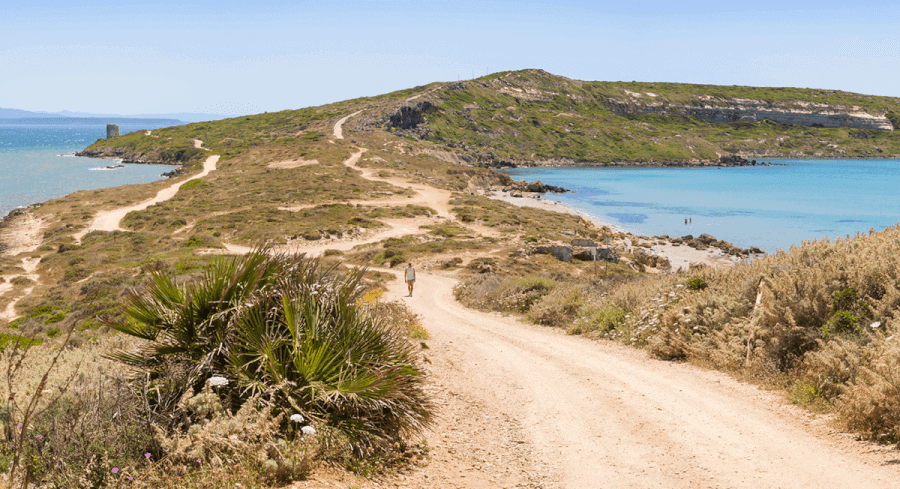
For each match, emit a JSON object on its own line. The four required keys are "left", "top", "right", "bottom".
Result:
{"left": 419, "top": 70, "right": 900, "bottom": 164}
{"left": 5, "top": 77, "right": 611, "bottom": 344}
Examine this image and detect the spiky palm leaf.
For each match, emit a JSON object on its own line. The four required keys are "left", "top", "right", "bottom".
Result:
{"left": 107, "top": 249, "right": 432, "bottom": 454}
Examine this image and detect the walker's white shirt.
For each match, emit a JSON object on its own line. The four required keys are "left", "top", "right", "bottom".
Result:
{"left": 405, "top": 267, "right": 415, "bottom": 281}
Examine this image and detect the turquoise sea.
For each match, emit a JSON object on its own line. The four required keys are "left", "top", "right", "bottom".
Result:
{"left": 0, "top": 119, "right": 178, "bottom": 218}
{"left": 504, "top": 160, "right": 900, "bottom": 253}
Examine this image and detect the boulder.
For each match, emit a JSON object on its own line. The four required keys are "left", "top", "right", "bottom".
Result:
{"left": 749, "top": 246, "right": 765, "bottom": 254}
{"left": 573, "top": 248, "right": 595, "bottom": 261}
{"left": 633, "top": 249, "right": 670, "bottom": 269}
{"left": 687, "top": 239, "right": 708, "bottom": 250}
{"left": 697, "top": 233, "right": 717, "bottom": 244}
{"left": 597, "top": 248, "right": 620, "bottom": 263}
{"left": 511, "top": 179, "right": 569, "bottom": 194}
{"left": 551, "top": 245, "right": 573, "bottom": 262}
{"left": 388, "top": 101, "right": 434, "bottom": 129}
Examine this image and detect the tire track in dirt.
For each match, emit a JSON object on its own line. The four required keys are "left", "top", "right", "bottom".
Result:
{"left": 368, "top": 272, "right": 900, "bottom": 489}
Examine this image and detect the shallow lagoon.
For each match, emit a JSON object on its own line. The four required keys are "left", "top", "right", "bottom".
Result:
{"left": 505, "top": 159, "right": 900, "bottom": 253}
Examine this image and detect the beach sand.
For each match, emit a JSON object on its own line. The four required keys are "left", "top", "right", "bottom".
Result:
{"left": 487, "top": 190, "right": 741, "bottom": 270}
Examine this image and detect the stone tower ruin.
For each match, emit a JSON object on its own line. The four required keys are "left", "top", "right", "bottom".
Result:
{"left": 106, "top": 124, "right": 120, "bottom": 139}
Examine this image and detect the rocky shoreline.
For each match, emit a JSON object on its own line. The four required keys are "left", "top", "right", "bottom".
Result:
{"left": 75, "top": 149, "right": 188, "bottom": 178}
{"left": 484, "top": 187, "right": 766, "bottom": 272}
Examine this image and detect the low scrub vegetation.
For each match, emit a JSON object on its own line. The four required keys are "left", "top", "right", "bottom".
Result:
{"left": 0, "top": 250, "right": 432, "bottom": 487}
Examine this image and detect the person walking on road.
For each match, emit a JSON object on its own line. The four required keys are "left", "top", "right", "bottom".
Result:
{"left": 405, "top": 263, "right": 416, "bottom": 297}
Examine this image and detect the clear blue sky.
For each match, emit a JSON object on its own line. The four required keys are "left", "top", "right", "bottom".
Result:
{"left": 2, "top": 1, "right": 898, "bottom": 115}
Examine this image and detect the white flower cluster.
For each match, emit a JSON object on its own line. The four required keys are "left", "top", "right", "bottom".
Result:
{"left": 290, "top": 413, "right": 316, "bottom": 435}
{"left": 207, "top": 376, "right": 229, "bottom": 387}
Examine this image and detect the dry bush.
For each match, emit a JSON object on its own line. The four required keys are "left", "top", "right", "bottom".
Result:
{"left": 528, "top": 283, "right": 587, "bottom": 328}
{"left": 139, "top": 385, "right": 319, "bottom": 487}
{"left": 454, "top": 274, "right": 557, "bottom": 313}
{"left": 837, "top": 339, "right": 900, "bottom": 441}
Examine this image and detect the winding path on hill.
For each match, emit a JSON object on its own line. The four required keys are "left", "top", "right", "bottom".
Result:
{"left": 73, "top": 150, "right": 219, "bottom": 242}
{"left": 333, "top": 110, "right": 363, "bottom": 140}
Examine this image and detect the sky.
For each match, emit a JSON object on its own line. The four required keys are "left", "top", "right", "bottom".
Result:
{"left": 2, "top": 1, "right": 899, "bottom": 115}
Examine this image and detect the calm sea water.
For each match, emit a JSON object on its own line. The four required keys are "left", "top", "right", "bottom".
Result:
{"left": 505, "top": 159, "right": 900, "bottom": 253}
{"left": 0, "top": 119, "right": 178, "bottom": 218}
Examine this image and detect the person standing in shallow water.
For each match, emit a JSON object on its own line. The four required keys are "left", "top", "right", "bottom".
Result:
{"left": 405, "top": 263, "right": 416, "bottom": 297}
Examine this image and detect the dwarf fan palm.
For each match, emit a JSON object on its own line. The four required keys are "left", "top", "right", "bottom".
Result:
{"left": 229, "top": 265, "right": 432, "bottom": 454}
{"left": 108, "top": 250, "right": 432, "bottom": 454}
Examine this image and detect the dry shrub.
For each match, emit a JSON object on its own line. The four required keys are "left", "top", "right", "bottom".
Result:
{"left": 528, "top": 283, "right": 586, "bottom": 328}
{"left": 0, "top": 335, "right": 161, "bottom": 488}
{"left": 837, "top": 340, "right": 900, "bottom": 441}
{"left": 140, "top": 385, "right": 319, "bottom": 486}
{"left": 362, "top": 288, "right": 429, "bottom": 339}
{"left": 612, "top": 227, "right": 900, "bottom": 438}
{"left": 455, "top": 274, "right": 557, "bottom": 313}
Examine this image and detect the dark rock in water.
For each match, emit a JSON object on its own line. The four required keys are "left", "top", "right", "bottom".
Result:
{"left": 388, "top": 101, "right": 434, "bottom": 130}
{"left": 696, "top": 233, "right": 717, "bottom": 244}
{"left": 749, "top": 246, "right": 765, "bottom": 254}
{"left": 511, "top": 179, "right": 569, "bottom": 194}
{"left": 681, "top": 235, "right": 694, "bottom": 241}
{"left": 720, "top": 154, "right": 754, "bottom": 166}
{"left": 688, "top": 239, "right": 708, "bottom": 250}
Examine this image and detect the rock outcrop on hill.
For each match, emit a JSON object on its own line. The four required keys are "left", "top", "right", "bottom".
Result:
{"left": 607, "top": 96, "right": 894, "bottom": 131}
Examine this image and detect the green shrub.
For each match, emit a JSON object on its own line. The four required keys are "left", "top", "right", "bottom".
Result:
{"left": 822, "top": 311, "right": 860, "bottom": 337}
{"left": 568, "top": 303, "right": 625, "bottom": 335}
{"left": 687, "top": 277, "right": 707, "bottom": 291}
{"left": 108, "top": 250, "right": 433, "bottom": 456}
{"left": 10, "top": 276, "right": 33, "bottom": 287}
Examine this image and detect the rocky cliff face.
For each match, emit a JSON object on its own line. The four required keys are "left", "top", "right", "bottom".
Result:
{"left": 608, "top": 95, "right": 894, "bottom": 131}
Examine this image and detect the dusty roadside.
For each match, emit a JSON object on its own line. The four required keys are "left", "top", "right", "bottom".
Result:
{"left": 348, "top": 270, "right": 900, "bottom": 489}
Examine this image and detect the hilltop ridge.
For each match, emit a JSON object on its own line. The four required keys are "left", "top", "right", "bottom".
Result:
{"left": 80, "top": 69, "right": 900, "bottom": 169}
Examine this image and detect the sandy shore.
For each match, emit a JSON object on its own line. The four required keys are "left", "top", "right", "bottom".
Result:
{"left": 487, "top": 190, "right": 742, "bottom": 270}
{"left": 488, "top": 190, "right": 625, "bottom": 233}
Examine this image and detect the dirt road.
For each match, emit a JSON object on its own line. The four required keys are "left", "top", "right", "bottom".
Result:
{"left": 373, "top": 271, "right": 900, "bottom": 489}
{"left": 74, "top": 153, "right": 219, "bottom": 241}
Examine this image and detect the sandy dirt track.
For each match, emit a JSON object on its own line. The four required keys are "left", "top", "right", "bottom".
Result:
{"left": 74, "top": 153, "right": 219, "bottom": 241}
{"left": 333, "top": 110, "right": 363, "bottom": 139}
{"left": 370, "top": 272, "right": 900, "bottom": 489}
